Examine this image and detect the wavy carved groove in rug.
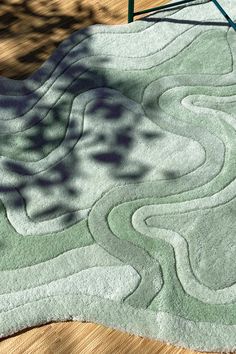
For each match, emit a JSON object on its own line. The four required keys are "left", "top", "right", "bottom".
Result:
{"left": 0, "top": 0, "right": 236, "bottom": 351}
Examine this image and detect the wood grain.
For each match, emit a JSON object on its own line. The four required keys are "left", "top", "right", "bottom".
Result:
{"left": 0, "top": 0, "right": 169, "bottom": 78}
{"left": 0, "top": 321, "right": 215, "bottom": 354}
{"left": 0, "top": 0, "right": 219, "bottom": 353}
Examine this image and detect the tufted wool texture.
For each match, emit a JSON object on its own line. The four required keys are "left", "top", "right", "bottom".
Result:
{"left": 0, "top": 0, "right": 236, "bottom": 351}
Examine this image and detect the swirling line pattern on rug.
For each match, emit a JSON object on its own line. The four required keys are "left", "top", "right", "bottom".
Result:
{"left": 0, "top": 0, "right": 236, "bottom": 351}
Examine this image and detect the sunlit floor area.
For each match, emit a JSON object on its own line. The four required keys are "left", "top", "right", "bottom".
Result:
{"left": 0, "top": 321, "right": 213, "bottom": 354}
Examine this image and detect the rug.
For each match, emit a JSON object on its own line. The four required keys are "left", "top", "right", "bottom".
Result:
{"left": 0, "top": 0, "right": 236, "bottom": 351}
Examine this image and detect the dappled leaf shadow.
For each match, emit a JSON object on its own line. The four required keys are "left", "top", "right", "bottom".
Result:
{"left": 0, "top": 1, "right": 180, "bottom": 225}
{"left": 0, "top": 0, "right": 122, "bottom": 78}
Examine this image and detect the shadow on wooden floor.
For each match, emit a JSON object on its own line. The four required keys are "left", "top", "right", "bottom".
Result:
{"left": 0, "top": 0, "right": 122, "bottom": 79}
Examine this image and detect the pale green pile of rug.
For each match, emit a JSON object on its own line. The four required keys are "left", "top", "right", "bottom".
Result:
{"left": 0, "top": 0, "right": 236, "bottom": 351}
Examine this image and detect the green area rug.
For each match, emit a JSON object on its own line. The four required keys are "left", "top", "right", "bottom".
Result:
{"left": 0, "top": 0, "right": 236, "bottom": 351}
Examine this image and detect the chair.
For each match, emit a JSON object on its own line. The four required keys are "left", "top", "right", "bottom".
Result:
{"left": 128, "top": 0, "right": 236, "bottom": 31}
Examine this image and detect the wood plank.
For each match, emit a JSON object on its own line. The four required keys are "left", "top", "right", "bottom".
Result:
{"left": 0, "top": 0, "right": 169, "bottom": 78}
{"left": 0, "top": 321, "right": 215, "bottom": 354}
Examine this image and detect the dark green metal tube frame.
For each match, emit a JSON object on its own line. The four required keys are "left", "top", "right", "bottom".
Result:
{"left": 128, "top": 0, "right": 236, "bottom": 32}
{"left": 128, "top": 0, "right": 135, "bottom": 23}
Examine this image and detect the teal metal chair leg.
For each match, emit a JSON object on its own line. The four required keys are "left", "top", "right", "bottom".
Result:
{"left": 211, "top": 0, "right": 236, "bottom": 31}
{"left": 128, "top": 0, "right": 236, "bottom": 32}
{"left": 128, "top": 0, "right": 134, "bottom": 23}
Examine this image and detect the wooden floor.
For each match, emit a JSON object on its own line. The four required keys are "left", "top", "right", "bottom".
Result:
{"left": 0, "top": 0, "right": 170, "bottom": 79}
{"left": 0, "top": 1, "right": 217, "bottom": 353}
{"left": 0, "top": 322, "right": 215, "bottom": 354}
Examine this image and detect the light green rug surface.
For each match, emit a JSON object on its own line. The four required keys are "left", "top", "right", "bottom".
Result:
{"left": 0, "top": 0, "right": 236, "bottom": 351}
